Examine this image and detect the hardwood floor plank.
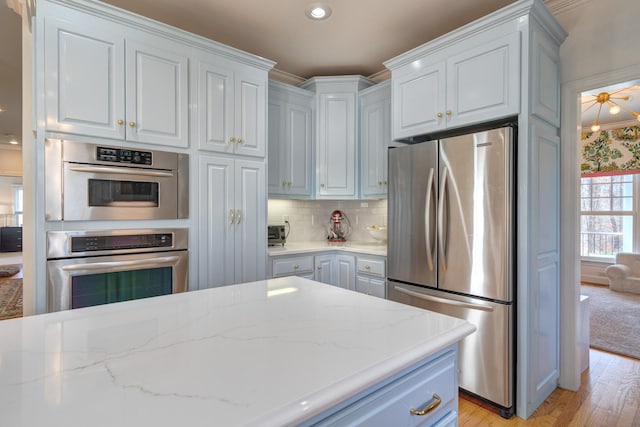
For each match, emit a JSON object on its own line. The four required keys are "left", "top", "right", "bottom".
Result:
{"left": 459, "top": 348, "right": 639, "bottom": 426}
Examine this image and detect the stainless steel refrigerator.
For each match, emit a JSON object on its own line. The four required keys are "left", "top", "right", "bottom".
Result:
{"left": 386, "top": 125, "right": 515, "bottom": 417}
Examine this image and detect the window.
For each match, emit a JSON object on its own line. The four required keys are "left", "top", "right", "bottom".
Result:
{"left": 580, "top": 175, "right": 636, "bottom": 259}
{"left": 12, "top": 185, "right": 23, "bottom": 227}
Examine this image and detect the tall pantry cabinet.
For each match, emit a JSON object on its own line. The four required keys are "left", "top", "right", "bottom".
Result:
{"left": 33, "top": 0, "right": 274, "bottom": 314}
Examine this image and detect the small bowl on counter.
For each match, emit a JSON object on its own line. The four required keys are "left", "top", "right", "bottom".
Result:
{"left": 366, "top": 225, "right": 387, "bottom": 243}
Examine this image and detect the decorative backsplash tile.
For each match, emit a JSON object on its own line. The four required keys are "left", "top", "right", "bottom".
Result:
{"left": 268, "top": 199, "right": 387, "bottom": 242}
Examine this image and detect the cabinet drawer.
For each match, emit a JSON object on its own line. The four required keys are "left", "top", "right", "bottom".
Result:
{"left": 272, "top": 256, "right": 314, "bottom": 276}
{"left": 355, "top": 276, "right": 385, "bottom": 299}
{"left": 315, "top": 350, "right": 457, "bottom": 426}
{"left": 356, "top": 257, "right": 385, "bottom": 277}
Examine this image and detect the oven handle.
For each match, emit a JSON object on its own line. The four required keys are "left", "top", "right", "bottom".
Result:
{"left": 61, "top": 256, "right": 180, "bottom": 272}
{"left": 68, "top": 165, "right": 175, "bottom": 178}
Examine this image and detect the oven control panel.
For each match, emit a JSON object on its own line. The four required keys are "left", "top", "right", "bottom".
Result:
{"left": 97, "top": 146, "right": 153, "bottom": 165}
{"left": 71, "top": 233, "right": 173, "bottom": 253}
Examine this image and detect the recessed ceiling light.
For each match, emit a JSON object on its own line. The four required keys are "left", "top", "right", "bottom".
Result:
{"left": 9, "top": 139, "right": 19, "bottom": 145}
{"left": 0, "top": 108, "right": 5, "bottom": 113}
{"left": 306, "top": 3, "right": 332, "bottom": 20}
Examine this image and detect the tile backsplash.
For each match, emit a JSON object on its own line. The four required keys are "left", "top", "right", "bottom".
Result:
{"left": 268, "top": 199, "right": 387, "bottom": 243}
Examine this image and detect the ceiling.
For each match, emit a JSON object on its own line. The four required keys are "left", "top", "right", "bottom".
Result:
{"left": 2, "top": 0, "right": 639, "bottom": 151}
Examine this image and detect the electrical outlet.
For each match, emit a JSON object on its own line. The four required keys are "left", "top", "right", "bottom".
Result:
{"left": 311, "top": 215, "right": 315, "bottom": 225}
{"left": 283, "top": 215, "right": 289, "bottom": 223}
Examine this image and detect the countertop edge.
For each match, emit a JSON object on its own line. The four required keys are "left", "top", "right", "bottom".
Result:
{"left": 250, "top": 321, "right": 476, "bottom": 427}
{"left": 268, "top": 241, "right": 387, "bottom": 257}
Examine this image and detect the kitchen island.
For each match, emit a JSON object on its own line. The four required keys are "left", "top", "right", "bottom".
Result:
{"left": 0, "top": 277, "right": 474, "bottom": 426}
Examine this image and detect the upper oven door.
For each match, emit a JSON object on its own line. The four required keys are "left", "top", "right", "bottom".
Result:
{"left": 62, "top": 162, "right": 178, "bottom": 220}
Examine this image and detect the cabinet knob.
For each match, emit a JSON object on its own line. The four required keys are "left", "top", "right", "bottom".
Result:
{"left": 287, "top": 181, "right": 292, "bottom": 186}
{"left": 229, "top": 137, "right": 236, "bottom": 142}
{"left": 237, "top": 138, "right": 243, "bottom": 144}
{"left": 320, "top": 184, "right": 325, "bottom": 188}
{"left": 446, "top": 110, "right": 452, "bottom": 116}
{"left": 437, "top": 112, "right": 443, "bottom": 118}
{"left": 317, "top": 265, "right": 322, "bottom": 270}
{"left": 117, "top": 119, "right": 124, "bottom": 125}
{"left": 365, "top": 265, "right": 371, "bottom": 270}
{"left": 282, "top": 181, "right": 286, "bottom": 187}
{"left": 378, "top": 181, "right": 382, "bottom": 185}
{"left": 129, "top": 121, "right": 136, "bottom": 127}
{"left": 383, "top": 180, "right": 387, "bottom": 185}
{"left": 293, "top": 264, "right": 299, "bottom": 270}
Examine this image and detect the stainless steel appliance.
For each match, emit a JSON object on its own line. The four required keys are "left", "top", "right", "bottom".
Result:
{"left": 386, "top": 124, "right": 515, "bottom": 417}
{"left": 45, "top": 139, "right": 189, "bottom": 221}
{"left": 46, "top": 228, "right": 188, "bottom": 312}
{"left": 268, "top": 225, "right": 286, "bottom": 246}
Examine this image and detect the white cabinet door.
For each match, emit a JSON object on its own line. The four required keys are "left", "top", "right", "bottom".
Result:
{"left": 125, "top": 39, "right": 189, "bottom": 147}
{"left": 317, "top": 92, "right": 357, "bottom": 198}
{"left": 198, "top": 63, "right": 266, "bottom": 157}
{"left": 392, "top": 62, "right": 445, "bottom": 139}
{"left": 234, "top": 159, "right": 266, "bottom": 283}
{"left": 267, "top": 98, "right": 286, "bottom": 194}
{"left": 446, "top": 32, "right": 520, "bottom": 128}
{"left": 198, "top": 61, "right": 235, "bottom": 153}
{"left": 199, "top": 155, "right": 235, "bottom": 288}
{"left": 360, "top": 83, "right": 390, "bottom": 198}
{"left": 44, "top": 16, "right": 125, "bottom": 139}
{"left": 335, "top": 255, "right": 355, "bottom": 290}
{"left": 315, "top": 254, "right": 334, "bottom": 285}
{"left": 199, "top": 155, "right": 266, "bottom": 288}
{"left": 286, "top": 102, "right": 313, "bottom": 196}
{"left": 234, "top": 68, "right": 267, "bottom": 158}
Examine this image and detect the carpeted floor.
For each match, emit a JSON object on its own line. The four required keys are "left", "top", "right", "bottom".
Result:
{"left": 0, "top": 264, "right": 22, "bottom": 320}
{"left": 581, "top": 283, "right": 640, "bottom": 360}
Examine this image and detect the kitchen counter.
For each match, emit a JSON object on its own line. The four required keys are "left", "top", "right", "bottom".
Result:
{"left": 0, "top": 277, "right": 474, "bottom": 426}
{"left": 269, "top": 240, "right": 387, "bottom": 257}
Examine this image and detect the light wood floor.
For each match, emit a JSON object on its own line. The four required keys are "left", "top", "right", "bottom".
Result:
{"left": 459, "top": 348, "right": 640, "bottom": 426}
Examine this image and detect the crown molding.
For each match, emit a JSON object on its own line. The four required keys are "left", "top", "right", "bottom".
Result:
{"left": 544, "top": 0, "right": 592, "bottom": 15}
{"left": 269, "top": 68, "right": 306, "bottom": 86}
{"left": 6, "top": 0, "right": 35, "bottom": 30}
{"left": 367, "top": 69, "right": 391, "bottom": 83}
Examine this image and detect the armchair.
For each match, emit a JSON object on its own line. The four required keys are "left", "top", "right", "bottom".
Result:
{"left": 605, "top": 252, "right": 640, "bottom": 294}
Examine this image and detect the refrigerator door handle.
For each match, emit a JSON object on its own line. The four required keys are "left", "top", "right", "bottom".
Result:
{"left": 393, "top": 285, "right": 495, "bottom": 312}
{"left": 437, "top": 166, "right": 448, "bottom": 272}
{"left": 424, "top": 168, "right": 435, "bottom": 271}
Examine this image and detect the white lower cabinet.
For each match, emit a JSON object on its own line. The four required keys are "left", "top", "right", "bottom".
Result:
{"left": 199, "top": 155, "right": 266, "bottom": 288}
{"left": 355, "top": 255, "right": 386, "bottom": 298}
{"left": 307, "top": 347, "right": 458, "bottom": 426}
{"left": 271, "top": 251, "right": 383, "bottom": 297}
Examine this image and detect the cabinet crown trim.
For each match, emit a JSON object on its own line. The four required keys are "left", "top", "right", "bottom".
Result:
{"left": 41, "top": 0, "right": 276, "bottom": 71}
{"left": 383, "top": 0, "right": 566, "bottom": 70}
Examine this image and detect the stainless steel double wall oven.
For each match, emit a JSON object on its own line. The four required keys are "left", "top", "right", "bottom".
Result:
{"left": 44, "top": 139, "right": 190, "bottom": 312}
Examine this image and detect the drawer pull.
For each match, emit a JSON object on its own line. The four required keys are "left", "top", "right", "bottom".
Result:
{"left": 293, "top": 264, "right": 299, "bottom": 270}
{"left": 365, "top": 265, "right": 371, "bottom": 270}
{"left": 409, "top": 393, "right": 441, "bottom": 416}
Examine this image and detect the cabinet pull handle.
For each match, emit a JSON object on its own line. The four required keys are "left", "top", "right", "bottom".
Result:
{"left": 229, "top": 209, "right": 235, "bottom": 224}
{"left": 409, "top": 393, "right": 441, "bottom": 416}
{"left": 236, "top": 209, "right": 241, "bottom": 224}
{"left": 117, "top": 119, "right": 124, "bottom": 125}
{"left": 437, "top": 112, "right": 443, "bottom": 118}
{"left": 129, "top": 121, "right": 136, "bottom": 127}
{"left": 237, "top": 138, "right": 243, "bottom": 144}
{"left": 293, "top": 264, "right": 299, "bottom": 270}
{"left": 446, "top": 110, "right": 452, "bottom": 116}
{"left": 229, "top": 137, "right": 236, "bottom": 142}
{"left": 282, "top": 181, "right": 286, "bottom": 187}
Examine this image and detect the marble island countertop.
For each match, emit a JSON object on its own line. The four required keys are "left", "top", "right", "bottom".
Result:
{"left": 268, "top": 240, "right": 387, "bottom": 257}
{"left": 0, "top": 277, "right": 474, "bottom": 427}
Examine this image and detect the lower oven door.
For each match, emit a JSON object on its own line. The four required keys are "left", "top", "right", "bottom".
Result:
{"left": 46, "top": 250, "right": 188, "bottom": 312}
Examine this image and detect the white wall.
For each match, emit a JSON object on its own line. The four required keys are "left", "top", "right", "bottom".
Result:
{"left": 0, "top": 148, "right": 22, "bottom": 176}
{"left": 557, "top": 0, "right": 640, "bottom": 85}
{"left": 268, "top": 199, "right": 387, "bottom": 243}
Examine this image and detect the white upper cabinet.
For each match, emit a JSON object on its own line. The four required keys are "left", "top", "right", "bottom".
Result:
{"left": 301, "top": 76, "right": 374, "bottom": 199}
{"left": 388, "top": 32, "right": 520, "bottom": 140}
{"left": 359, "top": 82, "right": 391, "bottom": 199}
{"left": 44, "top": 14, "right": 189, "bottom": 147}
{"left": 198, "top": 59, "right": 267, "bottom": 157}
{"left": 268, "top": 81, "right": 314, "bottom": 197}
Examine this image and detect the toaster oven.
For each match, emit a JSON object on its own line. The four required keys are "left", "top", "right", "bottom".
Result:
{"left": 268, "top": 225, "right": 286, "bottom": 246}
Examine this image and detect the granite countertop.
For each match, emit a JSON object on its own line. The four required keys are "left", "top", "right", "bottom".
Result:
{"left": 0, "top": 277, "right": 473, "bottom": 427}
{"left": 268, "top": 240, "right": 387, "bottom": 257}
